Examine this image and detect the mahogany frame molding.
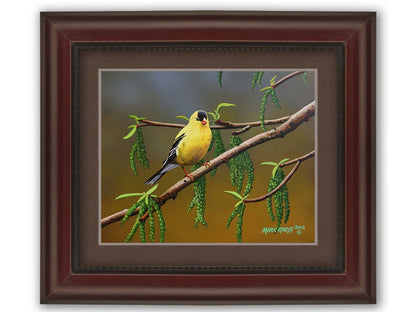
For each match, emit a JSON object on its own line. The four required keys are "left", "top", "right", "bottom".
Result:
{"left": 41, "top": 11, "right": 376, "bottom": 304}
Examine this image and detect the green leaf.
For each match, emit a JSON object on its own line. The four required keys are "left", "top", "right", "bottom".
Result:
{"left": 224, "top": 190, "right": 243, "bottom": 200}
{"left": 278, "top": 158, "right": 290, "bottom": 166}
{"left": 136, "top": 194, "right": 147, "bottom": 204}
{"left": 146, "top": 184, "right": 159, "bottom": 195}
{"left": 123, "top": 126, "right": 137, "bottom": 140}
{"left": 129, "top": 115, "right": 147, "bottom": 121}
{"left": 261, "top": 161, "right": 279, "bottom": 166}
{"left": 270, "top": 75, "right": 277, "bottom": 84}
{"left": 145, "top": 196, "right": 149, "bottom": 206}
{"left": 115, "top": 193, "right": 144, "bottom": 200}
{"left": 208, "top": 112, "right": 217, "bottom": 121}
{"left": 272, "top": 166, "right": 279, "bottom": 178}
{"left": 176, "top": 115, "right": 189, "bottom": 121}
{"left": 259, "top": 86, "right": 273, "bottom": 92}
{"left": 128, "top": 115, "right": 139, "bottom": 120}
{"left": 235, "top": 200, "right": 243, "bottom": 208}
{"left": 216, "top": 103, "right": 236, "bottom": 111}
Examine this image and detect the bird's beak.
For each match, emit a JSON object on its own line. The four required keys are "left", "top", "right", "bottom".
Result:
{"left": 201, "top": 118, "right": 207, "bottom": 125}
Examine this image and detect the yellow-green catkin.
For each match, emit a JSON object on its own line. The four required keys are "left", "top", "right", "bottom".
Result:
{"left": 251, "top": 72, "right": 259, "bottom": 90}
{"left": 136, "top": 127, "right": 149, "bottom": 168}
{"left": 242, "top": 150, "right": 254, "bottom": 196}
{"left": 189, "top": 163, "right": 208, "bottom": 227}
{"left": 226, "top": 201, "right": 246, "bottom": 242}
{"left": 188, "top": 197, "right": 196, "bottom": 212}
{"left": 229, "top": 136, "right": 245, "bottom": 193}
{"left": 129, "top": 128, "right": 150, "bottom": 177}
{"left": 123, "top": 197, "right": 164, "bottom": 243}
{"left": 138, "top": 206, "right": 146, "bottom": 243}
{"left": 217, "top": 71, "right": 223, "bottom": 88}
{"left": 124, "top": 203, "right": 147, "bottom": 243}
{"left": 226, "top": 208, "right": 239, "bottom": 229}
{"left": 124, "top": 215, "right": 141, "bottom": 243}
{"left": 257, "top": 71, "right": 264, "bottom": 86}
{"left": 210, "top": 130, "right": 226, "bottom": 177}
{"left": 121, "top": 202, "right": 140, "bottom": 225}
{"left": 148, "top": 204, "right": 155, "bottom": 242}
{"left": 229, "top": 136, "right": 254, "bottom": 195}
{"left": 155, "top": 204, "right": 165, "bottom": 243}
{"left": 260, "top": 89, "right": 272, "bottom": 131}
{"left": 283, "top": 189, "right": 290, "bottom": 224}
{"left": 266, "top": 167, "right": 291, "bottom": 230}
{"left": 266, "top": 178, "right": 277, "bottom": 221}
{"left": 274, "top": 168, "right": 285, "bottom": 230}
{"left": 235, "top": 202, "right": 246, "bottom": 243}
{"left": 274, "top": 187, "right": 284, "bottom": 230}
{"left": 277, "top": 169, "right": 290, "bottom": 224}
{"left": 251, "top": 71, "right": 264, "bottom": 90}
{"left": 270, "top": 88, "right": 281, "bottom": 110}
{"left": 129, "top": 144, "right": 138, "bottom": 176}
{"left": 303, "top": 72, "right": 308, "bottom": 85}
{"left": 260, "top": 87, "right": 280, "bottom": 130}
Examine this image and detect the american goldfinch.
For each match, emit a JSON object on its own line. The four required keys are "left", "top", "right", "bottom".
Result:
{"left": 145, "top": 110, "right": 212, "bottom": 185}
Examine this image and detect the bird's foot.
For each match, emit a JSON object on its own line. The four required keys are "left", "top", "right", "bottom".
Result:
{"left": 181, "top": 166, "right": 195, "bottom": 182}
{"left": 185, "top": 173, "right": 195, "bottom": 181}
{"left": 200, "top": 161, "right": 211, "bottom": 168}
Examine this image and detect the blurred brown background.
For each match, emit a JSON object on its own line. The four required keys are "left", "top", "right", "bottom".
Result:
{"left": 101, "top": 70, "right": 315, "bottom": 243}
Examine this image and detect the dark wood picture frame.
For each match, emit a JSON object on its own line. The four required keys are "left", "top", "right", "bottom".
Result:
{"left": 41, "top": 11, "right": 376, "bottom": 304}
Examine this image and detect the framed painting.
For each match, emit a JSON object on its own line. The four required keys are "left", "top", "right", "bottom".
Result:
{"left": 41, "top": 11, "right": 376, "bottom": 304}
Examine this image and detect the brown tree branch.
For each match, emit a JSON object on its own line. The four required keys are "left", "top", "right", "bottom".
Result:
{"left": 101, "top": 101, "right": 315, "bottom": 228}
{"left": 271, "top": 71, "right": 305, "bottom": 89}
{"left": 138, "top": 116, "right": 290, "bottom": 130}
{"left": 244, "top": 150, "right": 315, "bottom": 203}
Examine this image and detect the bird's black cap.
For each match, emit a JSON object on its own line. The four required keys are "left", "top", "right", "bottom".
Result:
{"left": 197, "top": 110, "right": 207, "bottom": 121}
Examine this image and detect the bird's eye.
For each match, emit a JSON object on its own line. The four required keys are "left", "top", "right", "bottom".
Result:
{"left": 196, "top": 117, "right": 199, "bottom": 121}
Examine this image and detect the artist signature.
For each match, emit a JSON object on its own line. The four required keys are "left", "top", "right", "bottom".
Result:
{"left": 261, "top": 225, "right": 306, "bottom": 235}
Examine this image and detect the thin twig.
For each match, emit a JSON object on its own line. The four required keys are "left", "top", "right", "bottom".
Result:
{"left": 101, "top": 101, "right": 315, "bottom": 227}
{"left": 139, "top": 120, "right": 184, "bottom": 128}
{"left": 244, "top": 162, "right": 301, "bottom": 203}
{"left": 244, "top": 150, "right": 315, "bottom": 203}
{"left": 231, "top": 125, "right": 251, "bottom": 135}
{"left": 271, "top": 71, "right": 305, "bottom": 89}
{"left": 280, "top": 150, "right": 315, "bottom": 168}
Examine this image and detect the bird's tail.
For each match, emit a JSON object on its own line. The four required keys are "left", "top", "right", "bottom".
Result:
{"left": 144, "top": 163, "right": 178, "bottom": 185}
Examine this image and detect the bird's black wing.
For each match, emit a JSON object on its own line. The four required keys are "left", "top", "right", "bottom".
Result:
{"left": 162, "top": 133, "right": 186, "bottom": 166}
{"left": 144, "top": 133, "right": 186, "bottom": 185}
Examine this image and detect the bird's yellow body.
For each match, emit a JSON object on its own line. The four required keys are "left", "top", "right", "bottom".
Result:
{"left": 144, "top": 110, "right": 212, "bottom": 185}
{"left": 174, "top": 114, "right": 212, "bottom": 166}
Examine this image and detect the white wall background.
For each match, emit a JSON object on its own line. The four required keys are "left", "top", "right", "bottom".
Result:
{"left": 0, "top": 0, "right": 413, "bottom": 310}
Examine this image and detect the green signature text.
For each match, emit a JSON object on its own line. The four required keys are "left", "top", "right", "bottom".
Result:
{"left": 261, "top": 225, "right": 306, "bottom": 235}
